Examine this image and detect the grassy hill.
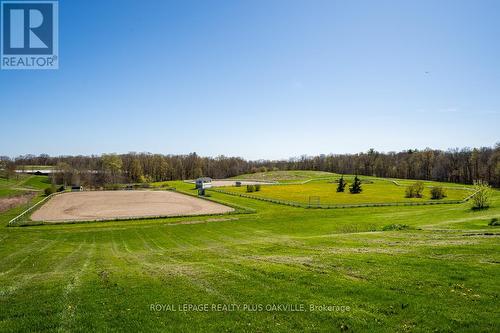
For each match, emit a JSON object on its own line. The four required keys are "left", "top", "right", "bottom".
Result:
{"left": 0, "top": 175, "right": 50, "bottom": 198}
{"left": 218, "top": 177, "right": 472, "bottom": 206}
{"left": 0, "top": 173, "right": 498, "bottom": 331}
{"left": 232, "top": 170, "right": 338, "bottom": 183}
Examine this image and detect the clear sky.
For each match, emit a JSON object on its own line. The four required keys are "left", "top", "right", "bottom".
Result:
{"left": 1, "top": 0, "right": 499, "bottom": 160}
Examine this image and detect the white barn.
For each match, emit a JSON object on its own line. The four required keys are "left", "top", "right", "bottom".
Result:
{"left": 195, "top": 177, "right": 212, "bottom": 189}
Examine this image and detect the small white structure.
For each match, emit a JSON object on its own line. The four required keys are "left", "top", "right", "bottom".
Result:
{"left": 195, "top": 177, "right": 212, "bottom": 189}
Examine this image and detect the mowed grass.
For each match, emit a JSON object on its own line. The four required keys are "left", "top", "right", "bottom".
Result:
{"left": 0, "top": 175, "right": 499, "bottom": 332}
{"left": 232, "top": 170, "right": 338, "bottom": 183}
{"left": 18, "top": 165, "right": 55, "bottom": 170}
{"left": 218, "top": 177, "right": 472, "bottom": 205}
{"left": 0, "top": 175, "right": 49, "bottom": 198}
{"left": 21, "top": 175, "right": 52, "bottom": 190}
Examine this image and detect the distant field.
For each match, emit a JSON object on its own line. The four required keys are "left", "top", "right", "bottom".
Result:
{"left": 0, "top": 188, "right": 22, "bottom": 197}
{"left": 0, "top": 172, "right": 498, "bottom": 332}
{"left": 0, "top": 177, "right": 23, "bottom": 197}
{"left": 17, "top": 165, "right": 55, "bottom": 170}
{"left": 0, "top": 175, "right": 50, "bottom": 215}
{"left": 217, "top": 177, "right": 472, "bottom": 205}
{"left": 0, "top": 175, "right": 49, "bottom": 198}
{"left": 232, "top": 170, "right": 338, "bottom": 183}
{"left": 21, "top": 176, "right": 51, "bottom": 189}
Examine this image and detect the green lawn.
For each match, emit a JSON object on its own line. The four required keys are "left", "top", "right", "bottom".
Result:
{"left": 21, "top": 175, "right": 52, "bottom": 190}
{"left": 0, "top": 175, "right": 49, "bottom": 198}
{"left": 0, "top": 176, "right": 23, "bottom": 189}
{"left": 232, "top": 170, "right": 338, "bottom": 183}
{"left": 17, "top": 165, "right": 55, "bottom": 170}
{"left": 218, "top": 177, "right": 472, "bottom": 206}
{"left": 0, "top": 175, "right": 498, "bottom": 332}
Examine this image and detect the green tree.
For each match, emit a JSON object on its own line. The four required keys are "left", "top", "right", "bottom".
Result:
{"left": 44, "top": 186, "right": 56, "bottom": 196}
{"left": 55, "top": 162, "right": 73, "bottom": 186}
{"left": 336, "top": 176, "right": 347, "bottom": 192}
{"left": 471, "top": 180, "right": 492, "bottom": 210}
{"left": 430, "top": 186, "right": 446, "bottom": 200}
{"left": 129, "top": 159, "right": 144, "bottom": 183}
{"left": 5, "top": 161, "right": 16, "bottom": 179}
{"left": 405, "top": 181, "right": 425, "bottom": 198}
{"left": 349, "top": 176, "right": 362, "bottom": 194}
{"left": 102, "top": 154, "right": 123, "bottom": 184}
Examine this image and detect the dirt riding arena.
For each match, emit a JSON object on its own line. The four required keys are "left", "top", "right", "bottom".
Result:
{"left": 31, "top": 191, "right": 234, "bottom": 222}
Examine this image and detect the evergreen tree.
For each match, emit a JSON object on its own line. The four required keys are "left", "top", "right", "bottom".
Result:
{"left": 349, "top": 175, "right": 362, "bottom": 194}
{"left": 336, "top": 176, "right": 346, "bottom": 192}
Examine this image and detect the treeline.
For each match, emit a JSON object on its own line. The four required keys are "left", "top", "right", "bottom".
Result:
{"left": 0, "top": 153, "right": 259, "bottom": 187}
{"left": 279, "top": 145, "right": 500, "bottom": 187}
{"left": 1, "top": 144, "right": 499, "bottom": 187}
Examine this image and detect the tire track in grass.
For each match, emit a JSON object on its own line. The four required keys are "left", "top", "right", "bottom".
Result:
{"left": 0, "top": 238, "right": 59, "bottom": 277}
{"left": 140, "top": 258, "right": 231, "bottom": 302}
{"left": 113, "top": 234, "right": 232, "bottom": 302}
{"left": 58, "top": 236, "right": 96, "bottom": 333}
{"left": 422, "top": 214, "right": 499, "bottom": 230}
{"left": 108, "top": 229, "right": 144, "bottom": 269}
{"left": 0, "top": 238, "right": 47, "bottom": 268}
{"left": 54, "top": 241, "right": 86, "bottom": 273}
{"left": 0, "top": 235, "right": 65, "bottom": 298}
{"left": 157, "top": 228, "right": 191, "bottom": 250}
{"left": 163, "top": 227, "right": 204, "bottom": 250}
{"left": 141, "top": 229, "right": 166, "bottom": 251}
{"left": 133, "top": 229, "right": 155, "bottom": 252}
{"left": 145, "top": 226, "right": 281, "bottom": 303}
{"left": 0, "top": 271, "right": 64, "bottom": 298}
{"left": 188, "top": 227, "right": 234, "bottom": 252}
{"left": 110, "top": 230, "right": 119, "bottom": 257}
{"left": 120, "top": 231, "right": 133, "bottom": 254}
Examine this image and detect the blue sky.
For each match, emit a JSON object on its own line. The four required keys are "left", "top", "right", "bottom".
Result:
{"left": 1, "top": 0, "right": 499, "bottom": 159}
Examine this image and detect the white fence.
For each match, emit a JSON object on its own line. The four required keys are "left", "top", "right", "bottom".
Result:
{"left": 7, "top": 191, "right": 65, "bottom": 226}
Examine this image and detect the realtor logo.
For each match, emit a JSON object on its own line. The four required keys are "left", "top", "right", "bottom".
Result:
{"left": 1, "top": 0, "right": 58, "bottom": 69}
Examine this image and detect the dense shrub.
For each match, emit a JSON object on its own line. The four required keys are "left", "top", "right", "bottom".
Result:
{"left": 488, "top": 218, "right": 499, "bottom": 226}
{"left": 105, "top": 184, "right": 122, "bottom": 191}
{"left": 382, "top": 224, "right": 410, "bottom": 231}
{"left": 471, "top": 180, "right": 492, "bottom": 210}
{"left": 255, "top": 184, "right": 261, "bottom": 192}
{"left": 430, "top": 186, "right": 446, "bottom": 200}
{"left": 405, "top": 181, "right": 424, "bottom": 198}
{"left": 57, "top": 185, "right": 65, "bottom": 192}
{"left": 246, "top": 185, "right": 255, "bottom": 193}
{"left": 44, "top": 186, "right": 56, "bottom": 196}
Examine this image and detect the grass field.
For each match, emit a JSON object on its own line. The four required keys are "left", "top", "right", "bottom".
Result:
{"left": 0, "top": 175, "right": 50, "bottom": 200}
{"left": 220, "top": 176, "right": 473, "bottom": 206}
{"left": 17, "top": 165, "right": 55, "bottom": 171}
{"left": 0, "top": 175, "right": 50, "bottom": 196}
{"left": 0, "top": 173, "right": 499, "bottom": 332}
{"left": 232, "top": 170, "right": 338, "bottom": 183}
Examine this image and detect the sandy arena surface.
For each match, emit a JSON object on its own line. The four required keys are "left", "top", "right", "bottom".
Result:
{"left": 31, "top": 191, "right": 234, "bottom": 222}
